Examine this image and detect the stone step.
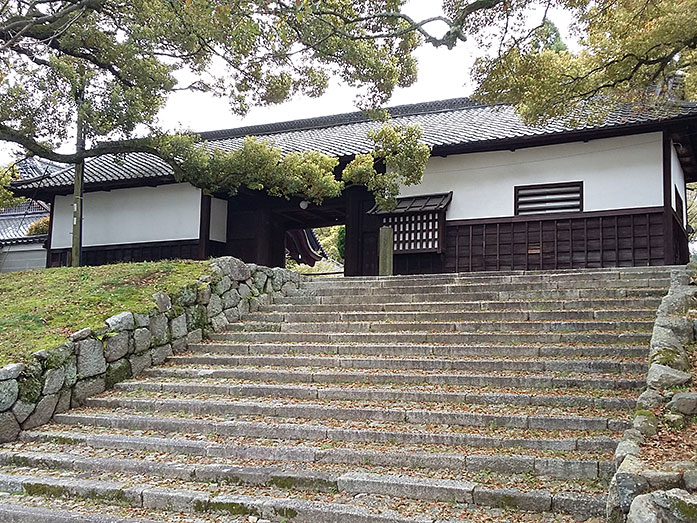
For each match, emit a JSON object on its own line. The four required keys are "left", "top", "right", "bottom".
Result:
{"left": 143, "top": 366, "right": 645, "bottom": 390}
{"left": 300, "top": 278, "right": 669, "bottom": 296}
{"left": 190, "top": 341, "right": 649, "bottom": 359}
{"left": 275, "top": 287, "right": 666, "bottom": 305}
{"left": 268, "top": 297, "right": 663, "bottom": 313}
{"left": 245, "top": 309, "right": 657, "bottom": 323}
{"left": 0, "top": 503, "right": 159, "bottom": 523}
{"left": 82, "top": 396, "right": 631, "bottom": 432}
{"left": 302, "top": 267, "right": 675, "bottom": 287}
{"left": 210, "top": 330, "right": 651, "bottom": 345}
{"left": 168, "top": 354, "right": 647, "bottom": 374}
{"left": 230, "top": 319, "right": 654, "bottom": 334}
{"left": 0, "top": 464, "right": 606, "bottom": 519}
{"left": 116, "top": 380, "right": 637, "bottom": 411}
{"left": 52, "top": 412, "right": 620, "bottom": 453}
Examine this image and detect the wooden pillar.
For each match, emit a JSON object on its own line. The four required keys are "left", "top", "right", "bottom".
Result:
{"left": 378, "top": 226, "right": 394, "bottom": 276}
{"left": 198, "top": 193, "right": 211, "bottom": 260}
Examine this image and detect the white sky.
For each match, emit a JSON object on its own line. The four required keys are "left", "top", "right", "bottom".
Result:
{"left": 0, "top": 3, "right": 575, "bottom": 165}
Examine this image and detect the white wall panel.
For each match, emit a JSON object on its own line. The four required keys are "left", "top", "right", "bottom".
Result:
{"left": 671, "top": 141, "right": 687, "bottom": 226}
{"left": 399, "top": 133, "right": 664, "bottom": 221}
{"left": 52, "top": 183, "right": 202, "bottom": 249}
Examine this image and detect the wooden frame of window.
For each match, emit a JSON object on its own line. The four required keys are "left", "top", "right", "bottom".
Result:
{"left": 514, "top": 181, "right": 584, "bottom": 216}
{"left": 675, "top": 186, "right": 684, "bottom": 228}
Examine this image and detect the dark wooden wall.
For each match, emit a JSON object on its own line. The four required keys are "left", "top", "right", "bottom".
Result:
{"left": 48, "top": 240, "right": 200, "bottom": 268}
{"left": 387, "top": 207, "right": 689, "bottom": 275}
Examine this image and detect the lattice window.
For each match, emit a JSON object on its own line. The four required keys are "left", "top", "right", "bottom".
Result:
{"left": 515, "top": 182, "right": 583, "bottom": 216}
{"left": 383, "top": 212, "right": 442, "bottom": 253}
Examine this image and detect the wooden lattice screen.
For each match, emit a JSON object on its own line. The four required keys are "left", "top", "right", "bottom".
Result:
{"left": 383, "top": 212, "right": 443, "bottom": 254}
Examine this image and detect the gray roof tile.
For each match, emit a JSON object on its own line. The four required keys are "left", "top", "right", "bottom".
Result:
{"left": 12, "top": 97, "right": 697, "bottom": 192}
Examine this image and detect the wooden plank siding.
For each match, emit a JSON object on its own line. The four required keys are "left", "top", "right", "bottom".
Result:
{"left": 391, "top": 207, "right": 686, "bottom": 275}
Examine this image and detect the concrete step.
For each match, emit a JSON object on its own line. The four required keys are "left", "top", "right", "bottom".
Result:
{"left": 115, "top": 380, "right": 637, "bottom": 411}
{"left": 210, "top": 330, "right": 651, "bottom": 345}
{"left": 143, "top": 366, "right": 644, "bottom": 390}
{"left": 275, "top": 287, "right": 666, "bottom": 305}
{"left": 52, "top": 412, "right": 620, "bottom": 453}
{"left": 245, "top": 309, "right": 657, "bottom": 323}
{"left": 16, "top": 431, "right": 615, "bottom": 478}
{"left": 190, "top": 341, "right": 649, "bottom": 359}
{"left": 268, "top": 297, "right": 663, "bottom": 313}
{"left": 0, "top": 503, "right": 160, "bottom": 523}
{"left": 231, "top": 319, "right": 654, "bottom": 334}
{"left": 168, "top": 354, "right": 647, "bottom": 375}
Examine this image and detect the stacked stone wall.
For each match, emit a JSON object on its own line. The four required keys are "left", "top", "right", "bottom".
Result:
{"left": 0, "top": 257, "right": 303, "bottom": 443}
{"left": 606, "top": 267, "right": 697, "bottom": 522}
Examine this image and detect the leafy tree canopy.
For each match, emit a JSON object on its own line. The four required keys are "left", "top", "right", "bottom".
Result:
{"left": 1, "top": 0, "right": 695, "bottom": 208}
{"left": 0, "top": 166, "right": 24, "bottom": 209}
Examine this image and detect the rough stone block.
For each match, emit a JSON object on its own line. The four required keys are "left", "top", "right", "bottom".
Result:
{"left": 105, "top": 359, "right": 132, "bottom": 388}
{"left": 197, "top": 284, "right": 212, "bottom": 305}
{"left": 22, "top": 393, "right": 58, "bottom": 430}
{"left": 222, "top": 289, "right": 241, "bottom": 309}
{"left": 153, "top": 291, "right": 172, "bottom": 313}
{"left": 151, "top": 344, "right": 173, "bottom": 365}
{"left": 150, "top": 313, "right": 169, "bottom": 346}
{"left": 338, "top": 472, "right": 474, "bottom": 503}
{"left": 211, "top": 313, "right": 229, "bottom": 332}
{"left": 143, "top": 487, "right": 210, "bottom": 512}
{"left": 130, "top": 351, "right": 152, "bottom": 376}
{"left": 105, "top": 331, "right": 130, "bottom": 362}
{"left": 42, "top": 367, "right": 65, "bottom": 395}
{"left": 133, "top": 327, "right": 152, "bottom": 353}
{"left": 64, "top": 357, "right": 77, "bottom": 387}
{"left": 72, "top": 377, "right": 106, "bottom": 407}
{"left": 186, "top": 329, "right": 203, "bottom": 345}
{"left": 552, "top": 492, "right": 606, "bottom": 518}
{"left": 0, "top": 411, "right": 20, "bottom": 442}
{"left": 55, "top": 389, "right": 71, "bottom": 414}
{"left": 473, "top": 486, "right": 552, "bottom": 512}
{"left": 69, "top": 328, "right": 92, "bottom": 342}
{"left": 11, "top": 400, "right": 35, "bottom": 424}
{"left": 212, "top": 276, "right": 232, "bottom": 295}
{"left": 134, "top": 313, "right": 150, "bottom": 328}
{"left": 171, "top": 337, "right": 188, "bottom": 355}
{"left": 170, "top": 314, "right": 188, "bottom": 340}
{"left": 106, "top": 311, "right": 135, "bottom": 331}
{"left": 666, "top": 392, "right": 697, "bottom": 416}
{"left": 647, "top": 364, "right": 691, "bottom": 390}
{"left": 207, "top": 294, "right": 223, "bottom": 317}
{"left": 637, "top": 389, "right": 664, "bottom": 409}
{"left": 0, "top": 364, "right": 24, "bottom": 381}
{"left": 76, "top": 339, "right": 107, "bottom": 378}
{"left": 642, "top": 469, "right": 683, "bottom": 490}
{"left": 0, "top": 379, "right": 19, "bottom": 411}
{"left": 684, "top": 470, "right": 697, "bottom": 492}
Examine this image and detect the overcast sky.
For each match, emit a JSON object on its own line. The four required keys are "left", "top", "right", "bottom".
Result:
{"left": 0, "top": 3, "right": 575, "bottom": 166}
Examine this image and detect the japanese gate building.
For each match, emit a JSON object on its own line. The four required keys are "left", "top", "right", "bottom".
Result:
{"left": 11, "top": 98, "right": 697, "bottom": 275}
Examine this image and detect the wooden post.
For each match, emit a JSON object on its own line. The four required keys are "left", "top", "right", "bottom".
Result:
{"left": 378, "top": 226, "right": 394, "bottom": 276}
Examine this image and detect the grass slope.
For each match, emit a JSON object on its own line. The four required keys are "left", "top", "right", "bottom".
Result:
{"left": 0, "top": 260, "right": 210, "bottom": 366}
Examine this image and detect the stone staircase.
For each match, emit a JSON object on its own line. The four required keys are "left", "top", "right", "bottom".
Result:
{"left": 0, "top": 267, "right": 675, "bottom": 522}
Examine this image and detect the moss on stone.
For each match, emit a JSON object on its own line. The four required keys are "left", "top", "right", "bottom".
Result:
{"left": 209, "top": 500, "right": 259, "bottom": 516}
{"left": 188, "top": 305, "right": 208, "bottom": 331}
{"left": 275, "top": 507, "right": 298, "bottom": 519}
{"left": 671, "top": 497, "right": 697, "bottom": 520}
{"left": 44, "top": 344, "right": 73, "bottom": 370}
{"left": 51, "top": 435, "right": 79, "bottom": 445}
{"left": 635, "top": 409, "right": 658, "bottom": 423}
{"left": 105, "top": 359, "right": 132, "bottom": 388}
{"left": 23, "top": 482, "right": 68, "bottom": 498}
{"left": 18, "top": 376, "right": 42, "bottom": 404}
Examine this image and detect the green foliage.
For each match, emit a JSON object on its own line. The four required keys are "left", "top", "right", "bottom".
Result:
{"left": 26, "top": 216, "right": 50, "bottom": 236}
{"left": 343, "top": 124, "right": 431, "bottom": 210}
{"left": 314, "top": 226, "right": 344, "bottom": 263}
{"left": 0, "top": 166, "right": 25, "bottom": 209}
{"left": 0, "top": 260, "right": 210, "bottom": 366}
{"left": 337, "top": 226, "right": 346, "bottom": 261}
{"left": 471, "top": 1, "right": 697, "bottom": 122}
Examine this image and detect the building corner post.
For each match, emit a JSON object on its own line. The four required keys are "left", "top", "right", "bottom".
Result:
{"left": 378, "top": 226, "right": 394, "bottom": 276}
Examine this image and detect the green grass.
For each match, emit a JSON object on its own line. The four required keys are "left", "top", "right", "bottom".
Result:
{"left": 0, "top": 260, "right": 211, "bottom": 366}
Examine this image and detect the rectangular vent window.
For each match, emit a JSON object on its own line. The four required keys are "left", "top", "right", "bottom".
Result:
{"left": 515, "top": 182, "right": 583, "bottom": 216}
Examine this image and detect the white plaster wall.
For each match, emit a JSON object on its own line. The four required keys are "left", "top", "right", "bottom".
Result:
{"left": 210, "top": 197, "right": 228, "bottom": 243}
{"left": 671, "top": 141, "right": 687, "bottom": 226}
{"left": 51, "top": 183, "right": 202, "bottom": 249}
{"left": 399, "top": 133, "right": 664, "bottom": 221}
{"left": 0, "top": 243, "right": 46, "bottom": 273}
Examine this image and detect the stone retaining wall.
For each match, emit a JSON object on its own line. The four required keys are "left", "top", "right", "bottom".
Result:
{"left": 606, "top": 267, "right": 697, "bottom": 522}
{"left": 0, "top": 257, "right": 303, "bottom": 443}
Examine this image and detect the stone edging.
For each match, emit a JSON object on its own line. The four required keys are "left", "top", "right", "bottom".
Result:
{"left": 606, "top": 267, "right": 697, "bottom": 522}
{"left": 0, "top": 257, "right": 303, "bottom": 443}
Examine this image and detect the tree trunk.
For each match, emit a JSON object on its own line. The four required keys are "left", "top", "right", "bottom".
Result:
{"left": 70, "top": 90, "right": 86, "bottom": 267}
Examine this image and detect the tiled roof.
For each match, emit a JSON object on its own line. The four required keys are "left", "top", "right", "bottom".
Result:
{"left": 12, "top": 97, "right": 697, "bottom": 192}
{"left": 15, "top": 157, "right": 65, "bottom": 180}
{"left": 0, "top": 201, "right": 49, "bottom": 243}
{"left": 368, "top": 192, "right": 453, "bottom": 215}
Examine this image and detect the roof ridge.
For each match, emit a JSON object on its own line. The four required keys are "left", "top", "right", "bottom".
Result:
{"left": 198, "top": 97, "right": 481, "bottom": 142}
